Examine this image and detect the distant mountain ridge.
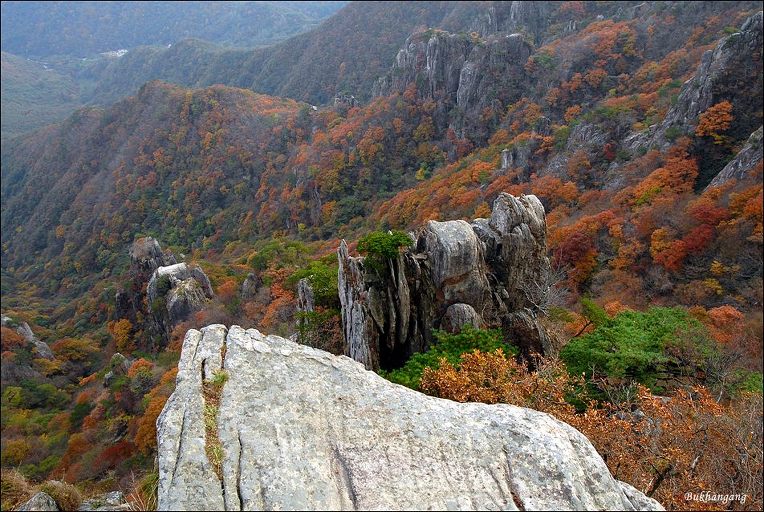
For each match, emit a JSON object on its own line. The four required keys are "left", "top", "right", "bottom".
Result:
{"left": 0, "top": 1, "right": 348, "bottom": 58}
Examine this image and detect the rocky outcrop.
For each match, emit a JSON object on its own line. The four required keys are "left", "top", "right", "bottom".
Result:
{"left": 157, "top": 326, "right": 663, "bottom": 511}
{"left": 128, "top": 236, "right": 177, "bottom": 276}
{"left": 116, "top": 238, "right": 178, "bottom": 344}
{"left": 103, "top": 353, "right": 131, "bottom": 388}
{"left": 296, "top": 278, "right": 315, "bottom": 314}
{"left": 240, "top": 273, "right": 261, "bottom": 300}
{"left": 157, "top": 326, "right": 228, "bottom": 511}
{"left": 707, "top": 126, "right": 763, "bottom": 188}
{"left": 440, "top": 303, "right": 482, "bottom": 333}
{"left": 147, "top": 263, "right": 214, "bottom": 303}
{"left": 373, "top": 30, "right": 532, "bottom": 141}
{"left": 78, "top": 491, "right": 130, "bottom": 511}
{"left": 337, "top": 240, "right": 381, "bottom": 369}
{"left": 16, "top": 492, "right": 58, "bottom": 511}
{"left": 1, "top": 315, "right": 54, "bottom": 360}
{"left": 629, "top": 11, "right": 763, "bottom": 151}
{"left": 115, "top": 238, "right": 213, "bottom": 348}
{"left": 338, "top": 193, "right": 551, "bottom": 371}
{"left": 146, "top": 262, "right": 214, "bottom": 329}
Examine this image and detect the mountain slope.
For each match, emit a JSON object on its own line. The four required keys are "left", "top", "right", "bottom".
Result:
{"left": 3, "top": 4, "right": 761, "bottom": 309}
{"left": 1, "top": 81, "right": 304, "bottom": 291}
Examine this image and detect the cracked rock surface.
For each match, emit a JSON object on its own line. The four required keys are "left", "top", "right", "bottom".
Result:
{"left": 157, "top": 325, "right": 663, "bottom": 511}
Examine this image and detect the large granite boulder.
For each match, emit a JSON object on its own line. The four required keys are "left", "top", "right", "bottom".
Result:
{"left": 418, "top": 220, "right": 491, "bottom": 308}
{"left": 441, "top": 303, "right": 482, "bottom": 333}
{"left": 338, "top": 193, "right": 551, "bottom": 370}
{"left": 157, "top": 326, "right": 663, "bottom": 511}
{"left": 146, "top": 263, "right": 213, "bottom": 303}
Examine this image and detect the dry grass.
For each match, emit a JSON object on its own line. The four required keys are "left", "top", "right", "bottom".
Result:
{"left": 39, "top": 480, "right": 83, "bottom": 511}
{"left": 202, "top": 369, "right": 228, "bottom": 480}
{"left": 0, "top": 471, "right": 82, "bottom": 511}
{"left": 0, "top": 469, "right": 34, "bottom": 511}
{"left": 126, "top": 470, "right": 158, "bottom": 511}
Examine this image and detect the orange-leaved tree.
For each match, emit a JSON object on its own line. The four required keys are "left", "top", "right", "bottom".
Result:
{"left": 695, "top": 101, "right": 734, "bottom": 144}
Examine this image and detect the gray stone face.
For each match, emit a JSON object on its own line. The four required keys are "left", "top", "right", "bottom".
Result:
{"left": 145, "top": 262, "right": 214, "bottom": 330}
{"left": 707, "top": 126, "right": 763, "bottom": 188}
{"left": 157, "top": 326, "right": 664, "bottom": 511}
{"left": 373, "top": 28, "right": 532, "bottom": 140}
{"left": 296, "top": 278, "right": 315, "bottom": 313}
{"left": 0, "top": 316, "right": 54, "bottom": 360}
{"left": 338, "top": 240, "right": 378, "bottom": 369}
{"left": 419, "top": 220, "right": 491, "bottom": 308}
{"left": 16, "top": 492, "right": 58, "bottom": 511}
{"left": 441, "top": 303, "right": 482, "bottom": 333}
{"left": 157, "top": 326, "right": 227, "bottom": 512}
{"left": 166, "top": 278, "right": 209, "bottom": 328}
{"left": 338, "top": 193, "right": 551, "bottom": 370}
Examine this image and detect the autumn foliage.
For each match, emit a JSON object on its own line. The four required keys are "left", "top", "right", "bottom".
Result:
{"left": 695, "top": 101, "right": 734, "bottom": 143}
{"left": 423, "top": 349, "right": 763, "bottom": 510}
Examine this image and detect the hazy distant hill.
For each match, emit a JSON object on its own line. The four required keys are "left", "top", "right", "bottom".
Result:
{"left": 73, "top": 2, "right": 459, "bottom": 106}
{"left": 0, "top": 52, "right": 82, "bottom": 142}
{"left": 0, "top": 1, "right": 346, "bottom": 141}
{"left": 0, "top": 1, "right": 347, "bottom": 58}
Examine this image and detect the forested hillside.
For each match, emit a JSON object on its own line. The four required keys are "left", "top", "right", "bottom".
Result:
{"left": 1, "top": 2, "right": 762, "bottom": 511}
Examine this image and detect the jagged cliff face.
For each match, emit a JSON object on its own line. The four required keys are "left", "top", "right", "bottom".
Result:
{"left": 616, "top": 10, "right": 764, "bottom": 189}
{"left": 157, "top": 325, "right": 663, "bottom": 511}
{"left": 338, "top": 193, "right": 551, "bottom": 371}
{"left": 373, "top": 30, "right": 532, "bottom": 141}
{"left": 631, "top": 11, "right": 763, "bottom": 152}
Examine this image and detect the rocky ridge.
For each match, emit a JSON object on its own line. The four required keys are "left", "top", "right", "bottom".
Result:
{"left": 157, "top": 325, "right": 663, "bottom": 511}
{"left": 707, "top": 125, "right": 763, "bottom": 188}
{"left": 1, "top": 314, "right": 54, "bottom": 360}
{"left": 628, "top": 11, "right": 763, "bottom": 152}
{"left": 373, "top": 29, "right": 532, "bottom": 140}
{"left": 115, "top": 237, "right": 214, "bottom": 347}
{"left": 338, "top": 192, "right": 552, "bottom": 371}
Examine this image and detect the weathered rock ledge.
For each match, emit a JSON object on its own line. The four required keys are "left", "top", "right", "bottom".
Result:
{"left": 157, "top": 325, "right": 663, "bottom": 511}
{"left": 338, "top": 193, "right": 553, "bottom": 371}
